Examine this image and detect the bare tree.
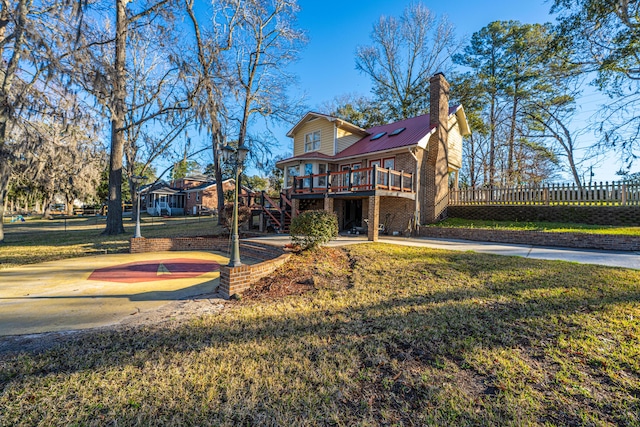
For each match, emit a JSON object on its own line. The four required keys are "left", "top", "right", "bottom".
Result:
{"left": 355, "top": 2, "right": 459, "bottom": 121}
{"left": 223, "top": 0, "right": 306, "bottom": 165}
{"left": 30, "top": 121, "right": 105, "bottom": 217}
{"left": 319, "top": 93, "right": 386, "bottom": 129}
{"left": 123, "top": 25, "right": 194, "bottom": 221}
{"left": 72, "top": 0, "right": 193, "bottom": 235}
{"left": 0, "top": 0, "right": 78, "bottom": 242}
{"left": 184, "top": 0, "right": 237, "bottom": 223}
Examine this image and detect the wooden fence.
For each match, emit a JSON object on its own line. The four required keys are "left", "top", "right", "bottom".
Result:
{"left": 449, "top": 181, "right": 640, "bottom": 206}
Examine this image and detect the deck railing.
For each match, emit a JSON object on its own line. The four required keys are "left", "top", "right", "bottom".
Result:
{"left": 293, "top": 165, "right": 414, "bottom": 195}
{"left": 450, "top": 181, "right": 640, "bottom": 206}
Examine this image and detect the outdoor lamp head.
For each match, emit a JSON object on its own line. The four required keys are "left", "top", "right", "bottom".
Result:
{"left": 221, "top": 144, "right": 235, "bottom": 162}
{"left": 131, "top": 175, "right": 147, "bottom": 184}
{"left": 236, "top": 144, "right": 249, "bottom": 163}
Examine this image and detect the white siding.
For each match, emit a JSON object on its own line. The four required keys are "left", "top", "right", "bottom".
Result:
{"left": 336, "top": 128, "right": 362, "bottom": 153}
{"left": 447, "top": 117, "right": 463, "bottom": 171}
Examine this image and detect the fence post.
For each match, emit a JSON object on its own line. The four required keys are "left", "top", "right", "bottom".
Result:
{"left": 544, "top": 187, "right": 550, "bottom": 205}
{"left": 621, "top": 183, "right": 627, "bottom": 206}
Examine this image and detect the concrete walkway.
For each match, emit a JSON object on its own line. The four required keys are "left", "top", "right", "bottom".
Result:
{"left": 244, "top": 234, "right": 640, "bottom": 270}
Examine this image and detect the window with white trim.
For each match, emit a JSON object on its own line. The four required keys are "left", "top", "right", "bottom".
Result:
{"left": 318, "top": 163, "right": 327, "bottom": 187}
{"left": 286, "top": 165, "right": 299, "bottom": 187}
{"left": 304, "top": 131, "right": 321, "bottom": 152}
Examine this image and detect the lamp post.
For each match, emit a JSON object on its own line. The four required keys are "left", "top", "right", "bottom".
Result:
{"left": 222, "top": 143, "right": 249, "bottom": 267}
{"left": 131, "top": 175, "right": 147, "bottom": 238}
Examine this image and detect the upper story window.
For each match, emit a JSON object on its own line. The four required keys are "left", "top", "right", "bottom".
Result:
{"left": 304, "top": 131, "right": 321, "bottom": 152}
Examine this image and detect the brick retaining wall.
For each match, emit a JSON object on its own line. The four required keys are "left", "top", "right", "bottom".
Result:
{"left": 448, "top": 205, "right": 640, "bottom": 226}
{"left": 130, "top": 237, "right": 289, "bottom": 299}
{"left": 418, "top": 226, "right": 640, "bottom": 251}
{"left": 219, "top": 254, "right": 291, "bottom": 299}
{"left": 130, "top": 237, "right": 229, "bottom": 253}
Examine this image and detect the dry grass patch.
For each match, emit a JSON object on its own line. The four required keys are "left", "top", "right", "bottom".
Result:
{"left": 0, "top": 215, "right": 222, "bottom": 269}
{"left": 1, "top": 244, "right": 639, "bottom": 425}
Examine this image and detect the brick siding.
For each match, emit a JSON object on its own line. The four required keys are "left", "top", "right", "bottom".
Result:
{"left": 448, "top": 205, "right": 640, "bottom": 226}
{"left": 418, "top": 226, "right": 640, "bottom": 251}
{"left": 379, "top": 197, "right": 414, "bottom": 234}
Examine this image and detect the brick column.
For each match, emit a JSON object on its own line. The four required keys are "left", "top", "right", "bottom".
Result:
{"left": 324, "top": 196, "right": 334, "bottom": 213}
{"left": 422, "top": 73, "right": 450, "bottom": 224}
{"left": 368, "top": 196, "right": 380, "bottom": 242}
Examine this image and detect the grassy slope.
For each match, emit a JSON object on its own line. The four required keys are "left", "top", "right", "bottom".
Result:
{"left": 1, "top": 244, "right": 638, "bottom": 426}
{"left": 0, "top": 215, "right": 222, "bottom": 269}
{"left": 432, "top": 218, "right": 640, "bottom": 236}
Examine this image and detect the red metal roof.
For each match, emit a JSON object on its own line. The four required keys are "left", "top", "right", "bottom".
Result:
{"left": 277, "top": 106, "right": 464, "bottom": 165}
{"left": 335, "top": 106, "right": 459, "bottom": 159}
{"left": 275, "top": 151, "right": 334, "bottom": 167}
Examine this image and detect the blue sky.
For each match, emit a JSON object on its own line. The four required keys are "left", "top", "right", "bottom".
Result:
{"left": 196, "top": 0, "right": 622, "bottom": 183}
{"left": 289, "top": 0, "right": 552, "bottom": 105}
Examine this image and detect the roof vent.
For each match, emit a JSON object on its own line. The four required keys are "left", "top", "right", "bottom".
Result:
{"left": 389, "top": 127, "right": 406, "bottom": 136}
{"left": 370, "top": 132, "right": 386, "bottom": 141}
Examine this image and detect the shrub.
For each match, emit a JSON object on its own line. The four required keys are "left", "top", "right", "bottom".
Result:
{"left": 221, "top": 203, "right": 252, "bottom": 230}
{"left": 290, "top": 210, "right": 338, "bottom": 250}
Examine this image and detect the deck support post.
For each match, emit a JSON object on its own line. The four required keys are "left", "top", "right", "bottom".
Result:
{"left": 324, "top": 196, "right": 333, "bottom": 213}
{"left": 291, "top": 198, "right": 299, "bottom": 220}
{"left": 367, "top": 195, "right": 380, "bottom": 242}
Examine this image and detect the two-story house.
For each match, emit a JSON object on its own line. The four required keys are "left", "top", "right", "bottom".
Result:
{"left": 276, "top": 73, "right": 471, "bottom": 241}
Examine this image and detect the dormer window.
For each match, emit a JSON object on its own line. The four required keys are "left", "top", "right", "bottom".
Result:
{"left": 304, "top": 131, "right": 321, "bottom": 152}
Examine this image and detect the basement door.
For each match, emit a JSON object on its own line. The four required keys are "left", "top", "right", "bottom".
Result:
{"left": 343, "top": 199, "right": 363, "bottom": 231}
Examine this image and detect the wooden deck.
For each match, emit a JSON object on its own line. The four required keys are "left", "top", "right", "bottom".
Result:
{"left": 292, "top": 166, "right": 415, "bottom": 199}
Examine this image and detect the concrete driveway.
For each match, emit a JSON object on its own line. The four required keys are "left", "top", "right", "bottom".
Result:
{"left": 0, "top": 251, "right": 226, "bottom": 337}
{"left": 244, "top": 234, "right": 640, "bottom": 270}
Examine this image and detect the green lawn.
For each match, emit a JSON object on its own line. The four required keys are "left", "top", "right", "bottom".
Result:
{"left": 1, "top": 244, "right": 638, "bottom": 425}
{"left": 0, "top": 215, "right": 222, "bottom": 269}
{"left": 431, "top": 217, "right": 640, "bottom": 236}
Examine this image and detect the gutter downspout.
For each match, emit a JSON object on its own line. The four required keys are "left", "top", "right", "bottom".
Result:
{"left": 409, "top": 146, "right": 420, "bottom": 234}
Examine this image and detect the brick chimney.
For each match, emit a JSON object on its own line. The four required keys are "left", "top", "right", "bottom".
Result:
{"left": 421, "top": 72, "right": 450, "bottom": 224}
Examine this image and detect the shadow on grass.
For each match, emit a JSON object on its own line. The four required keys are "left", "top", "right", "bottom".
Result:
{"left": 1, "top": 245, "right": 639, "bottom": 425}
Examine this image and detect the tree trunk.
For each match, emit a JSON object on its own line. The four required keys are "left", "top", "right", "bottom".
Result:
{"left": 213, "top": 129, "right": 225, "bottom": 225}
{"left": 0, "top": 164, "right": 8, "bottom": 243}
{"left": 469, "top": 133, "right": 476, "bottom": 187}
{"left": 489, "top": 94, "right": 496, "bottom": 187}
{"left": 103, "top": 0, "right": 128, "bottom": 235}
{"left": 507, "top": 95, "right": 518, "bottom": 185}
{"left": 43, "top": 194, "right": 53, "bottom": 219}
{"left": 0, "top": 99, "right": 12, "bottom": 242}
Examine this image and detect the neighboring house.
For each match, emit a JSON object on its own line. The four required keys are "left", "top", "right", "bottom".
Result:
{"left": 141, "top": 176, "right": 236, "bottom": 216}
{"left": 276, "top": 73, "right": 471, "bottom": 240}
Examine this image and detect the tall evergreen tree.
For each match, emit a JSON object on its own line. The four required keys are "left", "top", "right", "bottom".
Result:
{"left": 552, "top": 0, "right": 640, "bottom": 165}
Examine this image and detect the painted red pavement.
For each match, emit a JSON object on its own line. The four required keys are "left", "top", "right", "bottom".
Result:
{"left": 88, "top": 258, "right": 220, "bottom": 283}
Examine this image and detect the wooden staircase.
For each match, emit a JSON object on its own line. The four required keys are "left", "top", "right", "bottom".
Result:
{"left": 259, "top": 191, "right": 297, "bottom": 233}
